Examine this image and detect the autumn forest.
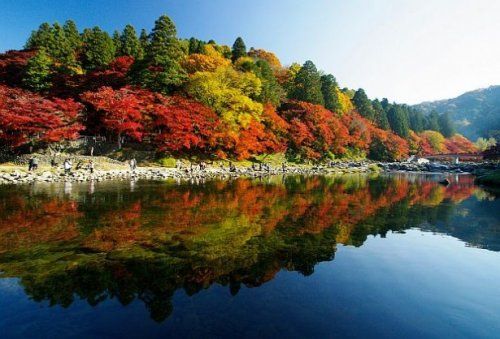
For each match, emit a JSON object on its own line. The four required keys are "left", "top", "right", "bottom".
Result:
{"left": 0, "top": 15, "right": 478, "bottom": 161}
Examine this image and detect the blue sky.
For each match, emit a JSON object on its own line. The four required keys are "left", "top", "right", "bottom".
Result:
{"left": 1, "top": 0, "right": 499, "bottom": 104}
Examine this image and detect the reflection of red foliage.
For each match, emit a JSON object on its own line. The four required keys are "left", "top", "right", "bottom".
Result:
{"left": 0, "top": 199, "right": 81, "bottom": 253}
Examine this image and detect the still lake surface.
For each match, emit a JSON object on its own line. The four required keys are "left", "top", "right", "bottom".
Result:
{"left": 0, "top": 174, "right": 498, "bottom": 338}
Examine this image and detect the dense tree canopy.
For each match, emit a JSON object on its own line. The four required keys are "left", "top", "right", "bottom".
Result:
{"left": 0, "top": 14, "right": 476, "bottom": 161}
{"left": 288, "top": 61, "right": 324, "bottom": 105}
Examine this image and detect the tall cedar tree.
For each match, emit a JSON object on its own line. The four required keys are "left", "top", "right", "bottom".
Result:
{"left": 288, "top": 60, "right": 324, "bottom": 105}
{"left": 352, "top": 89, "right": 375, "bottom": 121}
{"left": 320, "top": 74, "right": 341, "bottom": 112}
{"left": 22, "top": 49, "right": 53, "bottom": 92}
{"left": 132, "top": 15, "right": 186, "bottom": 94}
{"left": 82, "top": 27, "right": 116, "bottom": 70}
{"left": 372, "top": 99, "right": 390, "bottom": 130}
{"left": 387, "top": 106, "right": 410, "bottom": 138}
{"left": 231, "top": 37, "right": 247, "bottom": 62}
{"left": 427, "top": 111, "right": 440, "bottom": 131}
{"left": 120, "top": 24, "right": 143, "bottom": 59}
{"left": 254, "top": 60, "right": 284, "bottom": 106}
{"left": 63, "top": 20, "right": 81, "bottom": 51}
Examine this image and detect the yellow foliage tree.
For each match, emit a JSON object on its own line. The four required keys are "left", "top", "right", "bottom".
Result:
{"left": 181, "top": 45, "right": 230, "bottom": 73}
{"left": 336, "top": 88, "right": 354, "bottom": 115}
{"left": 186, "top": 66, "right": 263, "bottom": 129}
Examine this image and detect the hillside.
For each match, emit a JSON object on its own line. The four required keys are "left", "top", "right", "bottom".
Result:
{"left": 416, "top": 86, "right": 500, "bottom": 140}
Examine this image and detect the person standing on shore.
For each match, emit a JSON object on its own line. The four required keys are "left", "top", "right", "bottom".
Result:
{"left": 64, "top": 159, "right": 72, "bottom": 174}
{"left": 88, "top": 160, "right": 94, "bottom": 174}
{"left": 28, "top": 157, "right": 34, "bottom": 171}
{"left": 129, "top": 158, "right": 137, "bottom": 173}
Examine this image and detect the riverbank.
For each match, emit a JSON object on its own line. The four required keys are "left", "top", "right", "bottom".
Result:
{"left": 0, "top": 158, "right": 499, "bottom": 185}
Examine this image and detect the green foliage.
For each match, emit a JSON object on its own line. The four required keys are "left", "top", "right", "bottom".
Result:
{"left": 26, "top": 22, "right": 78, "bottom": 69}
{"left": 119, "top": 24, "right": 143, "bottom": 59}
{"left": 158, "top": 157, "right": 177, "bottom": 168}
{"left": 231, "top": 37, "right": 247, "bottom": 62}
{"left": 131, "top": 15, "right": 186, "bottom": 94}
{"left": 112, "top": 30, "right": 122, "bottom": 54}
{"left": 387, "top": 106, "right": 410, "bottom": 138}
{"left": 321, "top": 74, "right": 341, "bottom": 112}
{"left": 438, "top": 112, "right": 455, "bottom": 137}
{"left": 426, "top": 110, "right": 440, "bottom": 131}
{"left": 288, "top": 60, "right": 324, "bottom": 105}
{"left": 82, "top": 27, "right": 116, "bottom": 70}
{"left": 352, "top": 89, "right": 375, "bottom": 120}
{"left": 63, "top": 20, "right": 81, "bottom": 51}
{"left": 22, "top": 49, "right": 53, "bottom": 92}
{"left": 415, "top": 85, "right": 500, "bottom": 140}
{"left": 475, "top": 137, "right": 496, "bottom": 151}
{"left": 188, "top": 37, "right": 205, "bottom": 54}
{"left": 253, "top": 60, "right": 284, "bottom": 106}
{"left": 372, "top": 99, "right": 390, "bottom": 130}
{"left": 139, "top": 29, "right": 149, "bottom": 51}
{"left": 409, "top": 109, "right": 426, "bottom": 132}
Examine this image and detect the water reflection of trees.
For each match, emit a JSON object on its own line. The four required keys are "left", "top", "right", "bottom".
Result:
{"left": 0, "top": 174, "right": 497, "bottom": 322}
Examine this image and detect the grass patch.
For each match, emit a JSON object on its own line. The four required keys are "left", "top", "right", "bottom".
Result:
{"left": 158, "top": 157, "right": 177, "bottom": 168}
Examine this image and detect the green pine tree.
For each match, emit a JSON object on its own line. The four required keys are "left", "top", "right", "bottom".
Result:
{"left": 231, "top": 37, "right": 247, "bottom": 62}
{"left": 352, "top": 89, "right": 375, "bottom": 121}
{"left": 131, "top": 15, "right": 186, "bottom": 94}
{"left": 22, "top": 48, "right": 53, "bottom": 92}
{"left": 63, "top": 20, "right": 81, "bottom": 51}
{"left": 288, "top": 60, "right": 324, "bottom": 105}
{"left": 82, "top": 27, "right": 116, "bottom": 70}
{"left": 387, "top": 106, "right": 410, "bottom": 138}
{"left": 120, "top": 24, "right": 143, "bottom": 59}
{"left": 254, "top": 60, "right": 284, "bottom": 106}
{"left": 320, "top": 74, "right": 341, "bottom": 112}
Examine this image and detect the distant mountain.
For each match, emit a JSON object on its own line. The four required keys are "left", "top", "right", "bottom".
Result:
{"left": 415, "top": 86, "right": 500, "bottom": 140}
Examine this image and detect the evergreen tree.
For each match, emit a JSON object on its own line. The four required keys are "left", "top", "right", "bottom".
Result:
{"left": 288, "top": 60, "right": 324, "bottom": 105}
{"left": 22, "top": 48, "right": 53, "bottom": 92}
{"left": 63, "top": 20, "right": 81, "bottom": 51}
{"left": 409, "top": 109, "right": 426, "bottom": 132}
{"left": 320, "top": 74, "right": 341, "bottom": 112}
{"left": 119, "top": 24, "right": 143, "bottom": 59}
{"left": 231, "top": 37, "right": 247, "bottom": 62}
{"left": 25, "top": 23, "right": 54, "bottom": 49}
{"left": 254, "top": 60, "right": 284, "bottom": 106}
{"left": 352, "top": 88, "right": 375, "bottom": 120}
{"left": 387, "top": 106, "right": 410, "bottom": 138}
{"left": 373, "top": 99, "right": 390, "bottom": 130}
{"left": 131, "top": 15, "right": 186, "bottom": 94}
{"left": 139, "top": 29, "right": 149, "bottom": 51}
{"left": 51, "top": 23, "right": 76, "bottom": 66}
{"left": 438, "top": 112, "right": 455, "bottom": 137}
{"left": 427, "top": 110, "right": 440, "bottom": 131}
{"left": 112, "top": 30, "right": 122, "bottom": 55}
{"left": 82, "top": 27, "right": 116, "bottom": 70}
{"left": 188, "top": 37, "right": 205, "bottom": 54}
{"left": 381, "top": 98, "right": 390, "bottom": 111}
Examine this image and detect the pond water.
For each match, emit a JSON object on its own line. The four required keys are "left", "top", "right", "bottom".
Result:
{"left": 0, "top": 174, "right": 499, "bottom": 338}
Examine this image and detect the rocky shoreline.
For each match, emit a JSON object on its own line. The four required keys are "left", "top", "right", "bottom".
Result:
{"left": 0, "top": 160, "right": 498, "bottom": 185}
